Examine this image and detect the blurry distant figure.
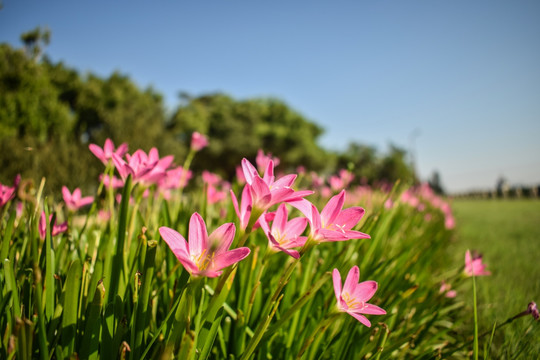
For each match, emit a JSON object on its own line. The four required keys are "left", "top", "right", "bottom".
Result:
{"left": 496, "top": 176, "right": 509, "bottom": 198}
{"left": 428, "top": 171, "right": 445, "bottom": 195}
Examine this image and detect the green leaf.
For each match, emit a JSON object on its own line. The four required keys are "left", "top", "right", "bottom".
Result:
{"left": 61, "top": 259, "right": 82, "bottom": 359}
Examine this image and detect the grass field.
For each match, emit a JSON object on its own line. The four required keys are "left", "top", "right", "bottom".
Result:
{"left": 450, "top": 199, "right": 540, "bottom": 358}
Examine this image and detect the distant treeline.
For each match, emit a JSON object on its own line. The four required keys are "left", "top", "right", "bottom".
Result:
{"left": 452, "top": 185, "right": 540, "bottom": 199}
{"left": 0, "top": 30, "right": 416, "bottom": 194}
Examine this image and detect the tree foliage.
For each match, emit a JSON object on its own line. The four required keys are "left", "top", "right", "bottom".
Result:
{"left": 0, "top": 30, "right": 417, "bottom": 193}
{"left": 168, "top": 93, "right": 329, "bottom": 177}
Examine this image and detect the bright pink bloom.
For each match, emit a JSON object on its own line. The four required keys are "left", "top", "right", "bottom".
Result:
{"left": 89, "top": 138, "right": 128, "bottom": 165}
{"left": 241, "top": 158, "right": 313, "bottom": 212}
{"left": 62, "top": 186, "right": 94, "bottom": 212}
{"left": 0, "top": 184, "right": 16, "bottom": 208}
{"left": 191, "top": 132, "right": 208, "bottom": 151}
{"left": 39, "top": 211, "right": 68, "bottom": 240}
{"left": 112, "top": 150, "right": 160, "bottom": 184}
{"left": 333, "top": 266, "right": 386, "bottom": 327}
{"left": 291, "top": 190, "right": 370, "bottom": 242}
{"left": 159, "top": 213, "right": 250, "bottom": 277}
{"left": 465, "top": 250, "right": 491, "bottom": 276}
{"left": 256, "top": 149, "right": 280, "bottom": 173}
{"left": 259, "top": 204, "right": 308, "bottom": 259}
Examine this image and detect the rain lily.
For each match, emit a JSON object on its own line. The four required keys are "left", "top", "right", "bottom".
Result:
{"left": 241, "top": 158, "right": 313, "bottom": 213}
{"left": 190, "top": 131, "right": 208, "bottom": 151}
{"left": 62, "top": 186, "right": 94, "bottom": 211}
{"left": 0, "top": 183, "right": 16, "bottom": 208}
{"left": 291, "top": 190, "right": 370, "bottom": 242}
{"left": 39, "top": 211, "right": 68, "bottom": 240}
{"left": 259, "top": 204, "right": 308, "bottom": 259}
{"left": 255, "top": 149, "right": 280, "bottom": 173}
{"left": 159, "top": 213, "right": 250, "bottom": 277}
{"left": 89, "top": 138, "right": 128, "bottom": 165}
{"left": 112, "top": 149, "right": 160, "bottom": 184}
{"left": 333, "top": 266, "right": 386, "bottom": 327}
{"left": 464, "top": 250, "right": 491, "bottom": 276}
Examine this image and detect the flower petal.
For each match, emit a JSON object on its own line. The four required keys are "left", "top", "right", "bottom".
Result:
{"left": 208, "top": 223, "right": 236, "bottom": 254}
{"left": 351, "top": 280, "right": 378, "bottom": 302}
{"left": 343, "top": 266, "right": 360, "bottom": 295}
{"left": 358, "top": 303, "right": 386, "bottom": 315}
{"left": 349, "top": 312, "right": 371, "bottom": 327}
{"left": 241, "top": 158, "right": 259, "bottom": 185}
{"left": 334, "top": 207, "right": 365, "bottom": 230}
{"left": 188, "top": 213, "right": 208, "bottom": 256}
{"left": 212, "top": 247, "right": 251, "bottom": 271}
{"left": 159, "top": 226, "right": 190, "bottom": 258}
{"left": 320, "top": 190, "right": 345, "bottom": 226}
{"left": 332, "top": 269, "right": 342, "bottom": 302}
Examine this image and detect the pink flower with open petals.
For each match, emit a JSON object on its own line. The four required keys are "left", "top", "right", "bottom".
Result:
{"left": 89, "top": 138, "right": 128, "bottom": 166}
{"left": 159, "top": 213, "right": 250, "bottom": 277}
{"left": 39, "top": 211, "right": 68, "bottom": 240}
{"left": 112, "top": 150, "right": 159, "bottom": 185}
{"left": 62, "top": 186, "right": 94, "bottom": 212}
{"left": 333, "top": 266, "right": 386, "bottom": 327}
{"left": 291, "top": 190, "right": 370, "bottom": 242}
{"left": 241, "top": 158, "right": 313, "bottom": 212}
{"left": 0, "top": 174, "right": 20, "bottom": 208}
{"left": 191, "top": 132, "right": 208, "bottom": 151}
{"left": 465, "top": 250, "right": 491, "bottom": 276}
{"left": 259, "top": 204, "right": 308, "bottom": 259}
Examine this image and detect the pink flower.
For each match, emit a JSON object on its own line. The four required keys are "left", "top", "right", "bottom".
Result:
{"left": 89, "top": 138, "right": 128, "bottom": 166}
{"left": 291, "top": 190, "right": 370, "bottom": 242}
{"left": 159, "top": 166, "right": 192, "bottom": 190}
{"left": 255, "top": 149, "right": 280, "bottom": 173}
{"left": 202, "top": 171, "right": 222, "bottom": 186}
{"left": 333, "top": 266, "right": 386, "bottom": 327}
{"left": 159, "top": 213, "right": 250, "bottom": 278}
{"left": 100, "top": 174, "right": 125, "bottom": 189}
{"left": 439, "top": 281, "right": 457, "bottom": 298}
{"left": 0, "top": 174, "right": 20, "bottom": 208}
{"left": 259, "top": 204, "right": 308, "bottom": 259}
{"left": 241, "top": 158, "right": 313, "bottom": 212}
{"left": 39, "top": 211, "right": 68, "bottom": 240}
{"left": 191, "top": 132, "right": 208, "bottom": 151}
{"left": 464, "top": 250, "right": 491, "bottom": 276}
{"left": 112, "top": 150, "right": 160, "bottom": 185}
{"left": 62, "top": 186, "right": 94, "bottom": 212}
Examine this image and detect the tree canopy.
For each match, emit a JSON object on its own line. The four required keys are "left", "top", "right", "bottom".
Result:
{"left": 0, "top": 31, "right": 417, "bottom": 193}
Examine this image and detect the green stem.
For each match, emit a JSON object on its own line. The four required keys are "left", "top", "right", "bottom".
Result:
{"left": 473, "top": 274, "right": 479, "bottom": 360}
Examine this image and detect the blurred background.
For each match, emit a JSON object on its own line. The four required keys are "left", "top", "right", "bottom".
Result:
{"left": 1, "top": 0, "right": 539, "bottom": 196}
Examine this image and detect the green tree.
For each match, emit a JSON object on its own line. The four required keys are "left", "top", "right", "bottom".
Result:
{"left": 168, "top": 93, "right": 330, "bottom": 177}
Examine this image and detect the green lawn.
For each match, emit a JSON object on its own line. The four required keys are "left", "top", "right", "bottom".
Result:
{"left": 450, "top": 199, "right": 540, "bottom": 358}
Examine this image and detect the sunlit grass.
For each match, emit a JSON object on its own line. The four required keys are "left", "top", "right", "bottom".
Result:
{"left": 451, "top": 199, "right": 540, "bottom": 359}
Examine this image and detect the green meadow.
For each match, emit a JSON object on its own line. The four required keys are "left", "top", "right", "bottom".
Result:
{"left": 450, "top": 199, "right": 540, "bottom": 358}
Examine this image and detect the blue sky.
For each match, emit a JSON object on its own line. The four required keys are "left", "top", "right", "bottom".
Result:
{"left": 1, "top": 0, "right": 539, "bottom": 193}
